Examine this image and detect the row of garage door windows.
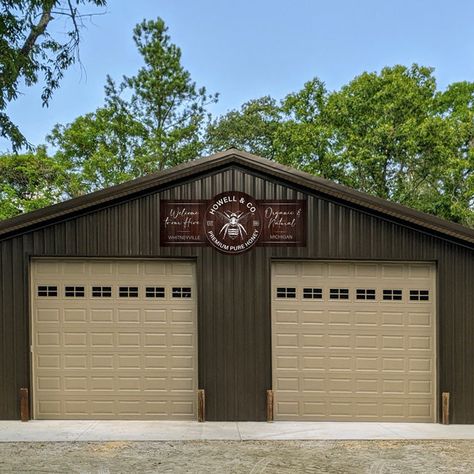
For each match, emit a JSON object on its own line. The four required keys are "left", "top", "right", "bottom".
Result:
{"left": 37, "top": 285, "right": 192, "bottom": 298}
{"left": 277, "top": 287, "right": 430, "bottom": 301}
{"left": 38, "top": 285, "right": 430, "bottom": 301}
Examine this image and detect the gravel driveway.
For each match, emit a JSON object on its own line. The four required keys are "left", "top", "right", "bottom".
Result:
{"left": 1, "top": 440, "right": 474, "bottom": 473}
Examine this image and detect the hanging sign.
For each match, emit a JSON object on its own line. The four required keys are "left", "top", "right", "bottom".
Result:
{"left": 160, "top": 201, "right": 207, "bottom": 245}
{"left": 204, "top": 192, "right": 261, "bottom": 254}
{"left": 259, "top": 200, "right": 306, "bottom": 245}
{"left": 160, "top": 192, "right": 307, "bottom": 253}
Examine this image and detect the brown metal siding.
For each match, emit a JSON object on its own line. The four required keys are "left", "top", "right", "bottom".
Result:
{"left": 1, "top": 165, "right": 474, "bottom": 421}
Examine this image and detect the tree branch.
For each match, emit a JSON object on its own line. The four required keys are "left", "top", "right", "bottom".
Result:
{"left": 20, "top": 3, "right": 55, "bottom": 57}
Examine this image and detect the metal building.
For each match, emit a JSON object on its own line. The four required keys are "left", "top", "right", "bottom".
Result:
{"left": 1, "top": 149, "right": 473, "bottom": 423}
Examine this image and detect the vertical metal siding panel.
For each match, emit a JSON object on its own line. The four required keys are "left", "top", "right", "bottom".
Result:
{"left": 12, "top": 236, "right": 27, "bottom": 408}
{"left": 465, "top": 247, "right": 474, "bottom": 422}
{"left": 233, "top": 170, "right": 243, "bottom": 419}
{"left": 132, "top": 199, "right": 141, "bottom": 255}
{"left": 255, "top": 178, "right": 271, "bottom": 421}
{"left": 451, "top": 245, "right": 474, "bottom": 423}
{"left": 445, "top": 247, "right": 457, "bottom": 420}
{"left": 455, "top": 247, "right": 464, "bottom": 423}
{"left": 1, "top": 239, "right": 15, "bottom": 418}
{"left": 223, "top": 169, "right": 235, "bottom": 419}
{"left": 141, "top": 196, "right": 151, "bottom": 255}
{"left": 54, "top": 222, "right": 65, "bottom": 254}
{"left": 239, "top": 251, "right": 252, "bottom": 419}
{"left": 200, "top": 247, "right": 217, "bottom": 418}
{"left": 64, "top": 219, "right": 77, "bottom": 254}
{"left": 212, "top": 171, "right": 226, "bottom": 420}
{"left": 437, "top": 243, "right": 450, "bottom": 419}
{"left": 0, "top": 242, "right": 6, "bottom": 417}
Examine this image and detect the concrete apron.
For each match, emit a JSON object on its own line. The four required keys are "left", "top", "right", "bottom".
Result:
{"left": 1, "top": 421, "right": 474, "bottom": 442}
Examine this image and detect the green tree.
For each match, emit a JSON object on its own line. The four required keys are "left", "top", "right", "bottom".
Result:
{"left": 206, "top": 96, "right": 282, "bottom": 159}
{"left": 49, "top": 17, "right": 218, "bottom": 194}
{"left": 48, "top": 103, "right": 144, "bottom": 195}
{"left": 206, "top": 79, "right": 344, "bottom": 181}
{"left": 0, "top": 146, "right": 68, "bottom": 219}
{"left": 325, "top": 65, "right": 474, "bottom": 224}
{"left": 428, "top": 81, "right": 474, "bottom": 225}
{"left": 1, "top": 0, "right": 107, "bottom": 152}
{"left": 118, "top": 18, "right": 218, "bottom": 172}
{"left": 325, "top": 65, "right": 439, "bottom": 198}
{"left": 275, "top": 78, "right": 343, "bottom": 180}
{"left": 207, "top": 65, "right": 474, "bottom": 226}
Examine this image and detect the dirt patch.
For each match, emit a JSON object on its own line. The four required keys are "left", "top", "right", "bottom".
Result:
{"left": 0, "top": 440, "right": 473, "bottom": 473}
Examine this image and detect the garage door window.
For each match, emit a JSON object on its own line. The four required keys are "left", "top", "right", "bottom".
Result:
{"left": 329, "top": 288, "right": 349, "bottom": 299}
{"left": 92, "top": 286, "right": 112, "bottom": 297}
{"left": 119, "top": 286, "right": 139, "bottom": 297}
{"left": 356, "top": 289, "right": 376, "bottom": 300}
{"left": 276, "top": 287, "right": 296, "bottom": 298}
{"left": 303, "top": 288, "right": 322, "bottom": 299}
{"left": 383, "top": 289, "right": 402, "bottom": 300}
{"left": 146, "top": 286, "right": 165, "bottom": 298}
{"left": 172, "top": 287, "right": 192, "bottom": 298}
{"left": 410, "top": 289, "right": 430, "bottom": 301}
{"left": 37, "top": 285, "right": 57, "bottom": 297}
{"left": 65, "top": 286, "right": 85, "bottom": 297}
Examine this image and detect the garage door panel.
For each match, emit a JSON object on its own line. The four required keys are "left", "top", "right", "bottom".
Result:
{"left": 36, "top": 308, "right": 61, "bottom": 322}
{"left": 272, "top": 261, "right": 436, "bottom": 422}
{"left": 275, "top": 397, "right": 435, "bottom": 422}
{"left": 90, "top": 309, "right": 114, "bottom": 322}
{"left": 34, "top": 396, "right": 197, "bottom": 420}
{"left": 32, "top": 259, "right": 198, "bottom": 420}
{"left": 354, "top": 263, "right": 378, "bottom": 277}
{"left": 143, "top": 309, "right": 167, "bottom": 323}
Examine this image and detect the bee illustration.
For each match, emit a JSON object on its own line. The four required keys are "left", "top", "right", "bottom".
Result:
{"left": 215, "top": 211, "right": 251, "bottom": 240}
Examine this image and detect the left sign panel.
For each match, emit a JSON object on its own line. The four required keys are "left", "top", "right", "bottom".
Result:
{"left": 160, "top": 201, "right": 207, "bottom": 246}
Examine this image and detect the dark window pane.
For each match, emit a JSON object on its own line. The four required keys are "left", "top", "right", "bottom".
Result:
{"left": 146, "top": 287, "right": 165, "bottom": 298}
{"left": 65, "top": 286, "right": 84, "bottom": 297}
{"left": 276, "top": 287, "right": 296, "bottom": 299}
{"left": 410, "top": 289, "right": 429, "bottom": 301}
{"left": 37, "top": 285, "right": 57, "bottom": 297}
{"left": 330, "top": 288, "right": 349, "bottom": 300}
{"left": 383, "top": 289, "right": 402, "bottom": 301}
{"left": 173, "top": 287, "right": 193, "bottom": 298}
{"left": 119, "top": 286, "right": 139, "bottom": 298}
{"left": 303, "top": 288, "right": 322, "bottom": 299}
{"left": 92, "top": 286, "right": 112, "bottom": 297}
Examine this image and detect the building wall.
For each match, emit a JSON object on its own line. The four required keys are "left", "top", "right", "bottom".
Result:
{"left": 1, "top": 165, "right": 474, "bottom": 422}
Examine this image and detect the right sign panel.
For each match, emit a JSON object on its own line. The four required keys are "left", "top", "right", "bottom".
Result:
{"left": 259, "top": 200, "right": 306, "bottom": 246}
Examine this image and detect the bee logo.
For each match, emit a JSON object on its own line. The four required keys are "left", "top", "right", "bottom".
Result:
{"left": 217, "top": 211, "right": 251, "bottom": 240}
{"left": 205, "top": 192, "right": 261, "bottom": 254}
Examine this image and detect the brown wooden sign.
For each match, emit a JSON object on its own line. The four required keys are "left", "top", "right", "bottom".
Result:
{"left": 204, "top": 191, "right": 261, "bottom": 254}
{"left": 160, "top": 201, "right": 207, "bottom": 245}
{"left": 258, "top": 200, "right": 306, "bottom": 246}
{"left": 160, "top": 193, "right": 307, "bottom": 252}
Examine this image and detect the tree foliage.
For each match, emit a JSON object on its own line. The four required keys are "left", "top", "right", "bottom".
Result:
{"left": 2, "top": 9, "right": 474, "bottom": 229}
{"left": 49, "top": 18, "right": 218, "bottom": 194}
{"left": 207, "top": 65, "right": 474, "bottom": 226}
{"left": 1, "top": 0, "right": 107, "bottom": 151}
{"left": 0, "top": 146, "right": 68, "bottom": 219}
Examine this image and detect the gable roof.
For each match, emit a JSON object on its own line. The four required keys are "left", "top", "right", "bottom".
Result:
{"left": 1, "top": 148, "right": 474, "bottom": 246}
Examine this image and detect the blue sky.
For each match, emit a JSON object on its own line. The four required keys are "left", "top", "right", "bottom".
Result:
{"left": 4, "top": 0, "right": 474, "bottom": 151}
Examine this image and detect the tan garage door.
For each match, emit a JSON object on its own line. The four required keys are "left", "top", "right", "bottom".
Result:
{"left": 31, "top": 259, "right": 197, "bottom": 420}
{"left": 272, "top": 261, "right": 436, "bottom": 422}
